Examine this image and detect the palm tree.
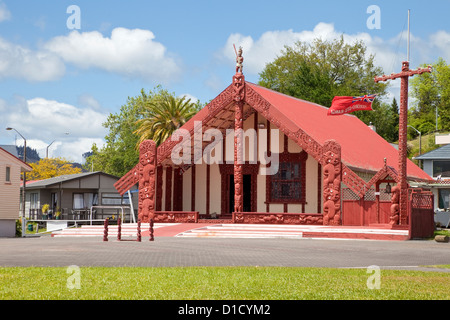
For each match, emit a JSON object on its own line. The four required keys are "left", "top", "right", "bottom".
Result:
{"left": 134, "top": 94, "right": 198, "bottom": 147}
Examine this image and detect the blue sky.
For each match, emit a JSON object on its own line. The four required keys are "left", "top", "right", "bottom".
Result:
{"left": 0, "top": 0, "right": 449, "bottom": 163}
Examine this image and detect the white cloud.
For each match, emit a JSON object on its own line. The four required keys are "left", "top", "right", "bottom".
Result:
{"left": 2, "top": 97, "right": 108, "bottom": 163}
{"left": 218, "top": 22, "right": 450, "bottom": 77}
{"left": 0, "top": 2, "right": 11, "bottom": 22}
{"left": 0, "top": 37, "right": 65, "bottom": 81}
{"left": 179, "top": 93, "right": 198, "bottom": 104}
{"left": 44, "top": 27, "right": 181, "bottom": 83}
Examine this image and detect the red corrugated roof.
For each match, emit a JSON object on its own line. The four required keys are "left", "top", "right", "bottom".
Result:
{"left": 246, "top": 82, "right": 431, "bottom": 181}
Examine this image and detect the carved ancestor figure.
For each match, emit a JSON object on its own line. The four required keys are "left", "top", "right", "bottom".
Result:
{"left": 138, "top": 140, "right": 157, "bottom": 223}
{"left": 235, "top": 46, "right": 244, "bottom": 74}
{"left": 322, "top": 140, "right": 342, "bottom": 225}
{"left": 389, "top": 185, "right": 400, "bottom": 225}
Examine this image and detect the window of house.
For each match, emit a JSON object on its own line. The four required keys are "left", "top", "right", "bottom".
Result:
{"left": 269, "top": 161, "right": 303, "bottom": 202}
{"left": 73, "top": 193, "right": 98, "bottom": 209}
{"left": 101, "top": 193, "right": 123, "bottom": 205}
{"left": 433, "top": 160, "right": 450, "bottom": 178}
{"left": 30, "top": 193, "right": 39, "bottom": 209}
{"left": 5, "top": 166, "right": 11, "bottom": 182}
{"left": 438, "top": 189, "right": 450, "bottom": 209}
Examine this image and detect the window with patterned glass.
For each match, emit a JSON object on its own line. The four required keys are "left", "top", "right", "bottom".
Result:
{"left": 269, "top": 162, "right": 302, "bottom": 202}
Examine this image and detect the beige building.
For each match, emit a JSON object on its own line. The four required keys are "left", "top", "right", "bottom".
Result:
{"left": 0, "top": 147, "right": 32, "bottom": 237}
{"left": 24, "top": 171, "right": 138, "bottom": 222}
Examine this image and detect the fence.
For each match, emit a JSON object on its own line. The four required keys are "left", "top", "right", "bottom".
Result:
{"left": 409, "top": 189, "right": 435, "bottom": 239}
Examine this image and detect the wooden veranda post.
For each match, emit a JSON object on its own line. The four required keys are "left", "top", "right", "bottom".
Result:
{"left": 374, "top": 61, "right": 431, "bottom": 225}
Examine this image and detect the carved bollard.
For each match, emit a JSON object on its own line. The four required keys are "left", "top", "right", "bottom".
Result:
{"left": 137, "top": 219, "right": 141, "bottom": 242}
{"left": 117, "top": 217, "right": 121, "bottom": 241}
{"left": 103, "top": 218, "right": 109, "bottom": 242}
{"left": 149, "top": 218, "right": 154, "bottom": 241}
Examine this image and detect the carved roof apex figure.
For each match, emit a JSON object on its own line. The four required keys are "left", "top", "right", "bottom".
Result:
{"left": 234, "top": 44, "right": 244, "bottom": 74}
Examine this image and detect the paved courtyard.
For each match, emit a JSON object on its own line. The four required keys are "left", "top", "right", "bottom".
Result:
{"left": 0, "top": 235, "right": 449, "bottom": 272}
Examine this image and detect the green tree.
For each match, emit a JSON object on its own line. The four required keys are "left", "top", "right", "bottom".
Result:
{"left": 134, "top": 93, "right": 199, "bottom": 147}
{"left": 258, "top": 36, "right": 395, "bottom": 140}
{"left": 85, "top": 87, "right": 201, "bottom": 177}
{"left": 410, "top": 58, "right": 450, "bottom": 133}
{"left": 258, "top": 36, "right": 387, "bottom": 107}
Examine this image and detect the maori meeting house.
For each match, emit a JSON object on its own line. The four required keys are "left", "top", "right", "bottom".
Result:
{"left": 114, "top": 64, "right": 435, "bottom": 240}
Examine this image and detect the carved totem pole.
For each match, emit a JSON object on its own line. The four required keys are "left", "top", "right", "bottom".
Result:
{"left": 233, "top": 46, "right": 245, "bottom": 213}
{"left": 322, "top": 140, "right": 342, "bottom": 225}
{"left": 137, "top": 140, "right": 157, "bottom": 223}
{"left": 375, "top": 61, "right": 431, "bottom": 225}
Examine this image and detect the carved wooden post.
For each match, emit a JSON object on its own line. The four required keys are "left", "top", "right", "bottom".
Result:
{"left": 138, "top": 140, "right": 157, "bottom": 224}
{"left": 117, "top": 217, "right": 121, "bottom": 241}
{"left": 103, "top": 218, "right": 108, "bottom": 242}
{"left": 375, "top": 62, "right": 432, "bottom": 225}
{"left": 149, "top": 218, "right": 154, "bottom": 241}
{"left": 137, "top": 219, "right": 141, "bottom": 242}
{"left": 233, "top": 72, "right": 245, "bottom": 213}
{"left": 322, "top": 140, "right": 342, "bottom": 225}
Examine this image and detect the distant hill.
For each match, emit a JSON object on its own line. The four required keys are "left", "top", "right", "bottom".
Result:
{"left": 16, "top": 146, "right": 41, "bottom": 163}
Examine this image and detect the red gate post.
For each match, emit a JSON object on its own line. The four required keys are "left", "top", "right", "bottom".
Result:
{"left": 103, "top": 218, "right": 109, "bottom": 242}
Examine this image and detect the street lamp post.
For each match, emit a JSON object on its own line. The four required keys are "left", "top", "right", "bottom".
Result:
{"left": 6, "top": 127, "right": 27, "bottom": 219}
{"left": 407, "top": 125, "right": 421, "bottom": 155}
{"left": 46, "top": 140, "right": 56, "bottom": 158}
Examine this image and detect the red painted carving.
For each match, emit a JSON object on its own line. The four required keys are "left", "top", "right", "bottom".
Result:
{"left": 137, "top": 140, "right": 157, "bottom": 223}
{"left": 232, "top": 73, "right": 245, "bottom": 102}
{"left": 234, "top": 99, "right": 244, "bottom": 213}
{"left": 322, "top": 140, "right": 342, "bottom": 225}
{"left": 233, "top": 212, "right": 323, "bottom": 225}
{"left": 153, "top": 211, "right": 199, "bottom": 223}
{"left": 389, "top": 185, "right": 400, "bottom": 225}
{"left": 114, "top": 166, "right": 138, "bottom": 196}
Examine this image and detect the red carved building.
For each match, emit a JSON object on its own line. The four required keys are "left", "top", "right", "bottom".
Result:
{"left": 115, "top": 68, "right": 433, "bottom": 234}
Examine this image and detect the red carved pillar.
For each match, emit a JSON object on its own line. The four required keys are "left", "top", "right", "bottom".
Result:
{"left": 374, "top": 62, "right": 432, "bottom": 226}
{"left": 233, "top": 72, "right": 245, "bottom": 213}
{"left": 322, "top": 140, "right": 342, "bottom": 225}
{"left": 234, "top": 101, "right": 244, "bottom": 213}
{"left": 398, "top": 72, "right": 409, "bottom": 225}
{"left": 137, "top": 140, "right": 157, "bottom": 223}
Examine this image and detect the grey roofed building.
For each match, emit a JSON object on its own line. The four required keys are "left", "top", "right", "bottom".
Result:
{"left": 23, "top": 171, "right": 138, "bottom": 222}
{"left": 0, "top": 145, "right": 19, "bottom": 158}
{"left": 414, "top": 143, "right": 450, "bottom": 161}
{"left": 414, "top": 143, "right": 450, "bottom": 178}
{"left": 413, "top": 144, "right": 450, "bottom": 213}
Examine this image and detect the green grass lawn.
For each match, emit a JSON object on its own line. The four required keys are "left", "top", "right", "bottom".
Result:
{"left": 0, "top": 266, "right": 449, "bottom": 300}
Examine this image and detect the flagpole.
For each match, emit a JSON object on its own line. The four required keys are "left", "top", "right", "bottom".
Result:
{"left": 407, "top": 9, "right": 410, "bottom": 62}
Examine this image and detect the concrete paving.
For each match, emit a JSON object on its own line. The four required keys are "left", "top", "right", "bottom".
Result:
{"left": 0, "top": 235, "right": 449, "bottom": 272}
